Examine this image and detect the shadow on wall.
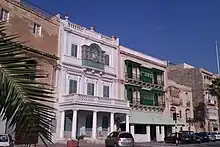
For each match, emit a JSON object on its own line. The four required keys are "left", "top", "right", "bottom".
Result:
{"left": 193, "top": 102, "right": 206, "bottom": 128}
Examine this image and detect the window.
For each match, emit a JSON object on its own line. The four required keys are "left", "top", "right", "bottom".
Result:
{"left": 104, "top": 54, "right": 109, "bottom": 66}
{"left": 0, "top": 9, "right": 9, "bottom": 21}
{"left": 159, "top": 126, "right": 162, "bottom": 134}
{"left": 87, "top": 83, "right": 94, "bottom": 96}
{"left": 102, "top": 116, "right": 108, "bottom": 129}
{"left": 33, "top": 23, "right": 42, "bottom": 36}
{"left": 85, "top": 115, "right": 92, "bottom": 128}
{"left": 179, "top": 110, "right": 182, "bottom": 118}
{"left": 25, "top": 60, "right": 37, "bottom": 80}
{"left": 71, "top": 44, "right": 78, "bottom": 57}
{"left": 103, "top": 85, "right": 109, "bottom": 98}
{"left": 69, "top": 80, "right": 77, "bottom": 94}
{"left": 134, "top": 124, "right": 146, "bottom": 134}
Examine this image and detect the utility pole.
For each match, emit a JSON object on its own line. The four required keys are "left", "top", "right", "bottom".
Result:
{"left": 215, "top": 41, "right": 220, "bottom": 75}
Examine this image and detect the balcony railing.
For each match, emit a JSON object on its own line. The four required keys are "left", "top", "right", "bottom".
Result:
{"left": 170, "top": 98, "right": 183, "bottom": 106}
{"left": 124, "top": 72, "right": 164, "bottom": 90}
{"left": 61, "top": 94, "right": 130, "bottom": 108}
{"left": 129, "top": 100, "right": 166, "bottom": 112}
{"left": 207, "top": 99, "right": 217, "bottom": 106}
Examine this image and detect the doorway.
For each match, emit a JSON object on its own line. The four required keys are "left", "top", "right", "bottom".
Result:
{"left": 150, "top": 125, "right": 156, "bottom": 141}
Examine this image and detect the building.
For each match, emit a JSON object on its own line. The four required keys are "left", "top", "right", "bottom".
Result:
{"left": 167, "top": 80, "right": 194, "bottom": 132}
{"left": 0, "top": 0, "right": 60, "bottom": 144}
{"left": 118, "top": 46, "right": 180, "bottom": 142}
{"left": 56, "top": 17, "right": 130, "bottom": 142}
{"left": 167, "top": 63, "right": 219, "bottom": 132}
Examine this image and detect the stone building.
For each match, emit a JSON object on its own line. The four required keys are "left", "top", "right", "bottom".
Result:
{"left": 167, "top": 80, "right": 194, "bottom": 132}
{"left": 167, "top": 63, "right": 219, "bottom": 132}
{"left": 0, "top": 0, "right": 60, "bottom": 144}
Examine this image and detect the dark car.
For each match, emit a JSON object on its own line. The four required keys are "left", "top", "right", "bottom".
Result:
{"left": 164, "top": 131, "right": 201, "bottom": 144}
{"left": 196, "top": 132, "right": 216, "bottom": 142}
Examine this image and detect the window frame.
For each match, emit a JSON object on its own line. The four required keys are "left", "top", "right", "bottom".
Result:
{"left": 71, "top": 44, "right": 78, "bottom": 57}
{"left": 103, "top": 85, "right": 110, "bottom": 98}
{"left": 87, "top": 82, "right": 94, "bottom": 96}
{"left": 69, "top": 79, "right": 77, "bottom": 94}
{"left": 33, "top": 23, "right": 42, "bottom": 36}
{"left": 1, "top": 9, "right": 9, "bottom": 22}
{"left": 104, "top": 54, "right": 109, "bottom": 66}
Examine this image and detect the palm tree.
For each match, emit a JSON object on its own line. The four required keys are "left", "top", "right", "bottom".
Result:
{"left": 209, "top": 78, "right": 220, "bottom": 98}
{"left": 0, "top": 22, "right": 56, "bottom": 146}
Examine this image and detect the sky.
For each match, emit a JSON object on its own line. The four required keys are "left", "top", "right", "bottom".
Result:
{"left": 26, "top": 0, "right": 220, "bottom": 73}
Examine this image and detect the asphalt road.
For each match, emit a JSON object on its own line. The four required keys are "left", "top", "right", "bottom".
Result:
{"left": 135, "top": 141, "right": 220, "bottom": 147}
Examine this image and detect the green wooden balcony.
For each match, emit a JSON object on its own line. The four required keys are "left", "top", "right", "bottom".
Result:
{"left": 82, "top": 59, "right": 104, "bottom": 70}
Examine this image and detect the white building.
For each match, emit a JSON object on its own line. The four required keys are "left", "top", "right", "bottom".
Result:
{"left": 55, "top": 18, "right": 130, "bottom": 142}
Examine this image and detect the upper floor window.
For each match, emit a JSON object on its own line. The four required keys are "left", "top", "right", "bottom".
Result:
{"left": 0, "top": 9, "right": 9, "bottom": 22}
{"left": 104, "top": 54, "right": 109, "bottom": 66}
{"left": 87, "top": 83, "right": 94, "bottom": 96}
{"left": 71, "top": 44, "right": 78, "bottom": 57}
{"left": 69, "top": 79, "right": 77, "bottom": 94}
{"left": 33, "top": 23, "right": 42, "bottom": 36}
{"left": 103, "top": 85, "right": 109, "bottom": 98}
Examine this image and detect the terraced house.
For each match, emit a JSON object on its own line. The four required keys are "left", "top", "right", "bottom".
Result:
{"left": 0, "top": 0, "right": 60, "bottom": 144}
{"left": 56, "top": 17, "right": 130, "bottom": 143}
{"left": 167, "top": 63, "right": 219, "bottom": 133}
{"left": 118, "top": 46, "right": 176, "bottom": 142}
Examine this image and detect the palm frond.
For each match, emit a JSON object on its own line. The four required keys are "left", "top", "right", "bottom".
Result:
{"left": 0, "top": 22, "right": 56, "bottom": 146}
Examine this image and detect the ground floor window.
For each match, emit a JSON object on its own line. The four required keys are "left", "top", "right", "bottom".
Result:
{"left": 134, "top": 124, "right": 146, "bottom": 134}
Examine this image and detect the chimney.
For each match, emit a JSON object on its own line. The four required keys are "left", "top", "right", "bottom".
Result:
{"left": 90, "top": 26, "right": 95, "bottom": 31}
{"left": 111, "top": 36, "right": 117, "bottom": 40}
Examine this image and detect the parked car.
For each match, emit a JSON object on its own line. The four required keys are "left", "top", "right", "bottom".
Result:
{"left": 212, "top": 132, "right": 220, "bottom": 141}
{"left": 208, "top": 132, "right": 216, "bottom": 142}
{"left": 195, "top": 132, "right": 209, "bottom": 142}
{"left": 196, "top": 132, "right": 216, "bottom": 142}
{"left": 164, "top": 131, "right": 201, "bottom": 144}
{"left": 0, "top": 134, "right": 14, "bottom": 147}
{"left": 105, "top": 131, "right": 134, "bottom": 147}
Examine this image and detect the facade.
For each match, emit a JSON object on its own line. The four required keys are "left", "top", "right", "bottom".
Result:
{"left": 56, "top": 17, "right": 130, "bottom": 142}
{"left": 167, "top": 63, "right": 219, "bottom": 132}
{"left": 0, "top": 0, "right": 60, "bottom": 143}
{"left": 118, "top": 46, "right": 179, "bottom": 142}
{"left": 167, "top": 80, "right": 194, "bottom": 132}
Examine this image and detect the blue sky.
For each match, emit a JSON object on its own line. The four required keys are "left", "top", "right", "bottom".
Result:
{"left": 27, "top": 0, "right": 220, "bottom": 73}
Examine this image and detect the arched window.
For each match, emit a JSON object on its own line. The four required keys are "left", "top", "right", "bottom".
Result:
{"left": 170, "top": 107, "right": 176, "bottom": 116}
{"left": 185, "top": 109, "right": 190, "bottom": 120}
{"left": 102, "top": 116, "right": 109, "bottom": 129}
{"left": 85, "top": 115, "right": 92, "bottom": 128}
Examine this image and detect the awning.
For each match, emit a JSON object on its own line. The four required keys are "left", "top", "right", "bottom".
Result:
{"left": 129, "top": 111, "right": 184, "bottom": 126}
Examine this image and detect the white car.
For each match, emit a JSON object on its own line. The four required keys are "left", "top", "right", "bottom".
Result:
{"left": 0, "top": 134, "right": 13, "bottom": 147}
{"left": 212, "top": 132, "right": 220, "bottom": 141}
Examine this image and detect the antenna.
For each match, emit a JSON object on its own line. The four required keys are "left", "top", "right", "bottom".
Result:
{"left": 215, "top": 41, "right": 220, "bottom": 75}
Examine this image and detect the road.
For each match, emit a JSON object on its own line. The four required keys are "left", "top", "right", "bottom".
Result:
{"left": 77, "top": 141, "right": 220, "bottom": 147}
{"left": 135, "top": 142, "right": 220, "bottom": 147}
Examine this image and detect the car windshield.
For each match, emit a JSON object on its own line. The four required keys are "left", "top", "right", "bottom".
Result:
{"left": 0, "top": 135, "right": 8, "bottom": 142}
{"left": 180, "top": 131, "right": 194, "bottom": 136}
{"left": 119, "top": 133, "right": 133, "bottom": 138}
